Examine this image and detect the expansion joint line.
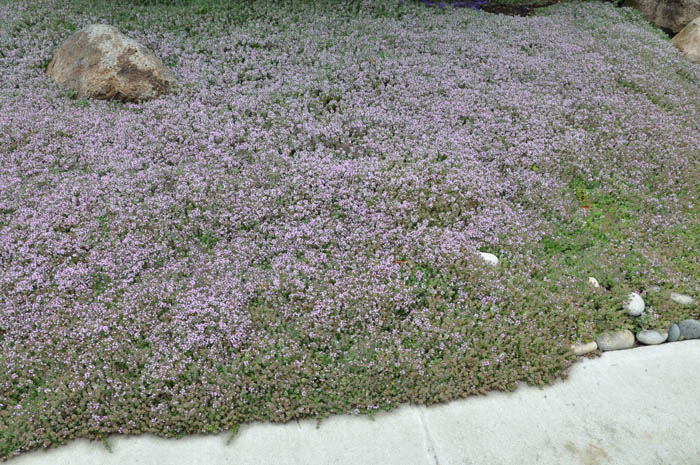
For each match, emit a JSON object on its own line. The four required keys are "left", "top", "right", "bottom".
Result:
{"left": 417, "top": 407, "right": 441, "bottom": 465}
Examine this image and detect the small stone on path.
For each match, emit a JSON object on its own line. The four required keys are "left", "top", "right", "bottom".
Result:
{"left": 670, "top": 292, "right": 696, "bottom": 306}
{"left": 668, "top": 324, "right": 681, "bottom": 342}
{"left": 623, "top": 292, "right": 645, "bottom": 316}
{"left": 679, "top": 319, "right": 700, "bottom": 340}
{"left": 571, "top": 341, "right": 597, "bottom": 355}
{"left": 479, "top": 252, "right": 499, "bottom": 266}
{"left": 596, "top": 330, "right": 635, "bottom": 351}
{"left": 636, "top": 330, "right": 668, "bottom": 345}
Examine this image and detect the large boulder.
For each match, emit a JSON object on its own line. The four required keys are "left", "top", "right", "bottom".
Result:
{"left": 623, "top": 0, "right": 700, "bottom": 33}
{"left": 672, "top": 17, "right": 700, "bottom": 63}
{"left": 47, "top": 24, "right": 176, "bottom": 102}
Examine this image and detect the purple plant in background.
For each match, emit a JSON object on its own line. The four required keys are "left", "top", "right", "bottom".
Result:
{"left": 0, "top": 0, "right": 699, "bottom": 459}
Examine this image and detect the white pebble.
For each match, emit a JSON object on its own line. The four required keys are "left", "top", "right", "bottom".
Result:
{"left": 670, "top": 292, "right": 696, "bottom": 306}
{"left": 479, "top": 252, "right": 499, "bottom": 266}
{"left": 588, "top": 277, "right": 600, "bottom": 288}
{"left": 623, "top": 292, "right": 645, "bottom": 316}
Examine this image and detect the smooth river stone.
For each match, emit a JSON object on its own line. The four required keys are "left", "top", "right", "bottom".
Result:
{"left": 479, "top": 252, "right": 499, "bottom": 266}
{"left": 571, "top": 341, "right": 597, "bottom": 355}
{"left": 636, "top": 330, "right": 668, "bottom": 345}
{"left": 679, "top": 319, "right": 700, "bottom": 340}
{"left": 596, "top": 330, "right": 635, "bottom": 351}
{"left": 668, "top": 324, "right": 681, "bottom": 342}
{"left": 670, "top": 292, "right": 696, "bottom": 306}
{"left": 623, "top": 292, "right": 645, "bottom": 316}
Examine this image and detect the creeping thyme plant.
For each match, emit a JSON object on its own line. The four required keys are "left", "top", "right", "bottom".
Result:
{"left": 0, "top": 0, "right": 698, "bottom": 459}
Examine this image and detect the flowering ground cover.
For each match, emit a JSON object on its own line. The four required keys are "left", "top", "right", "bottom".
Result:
{"left": 1, "top": 0, "right": 699, "bottom": 459}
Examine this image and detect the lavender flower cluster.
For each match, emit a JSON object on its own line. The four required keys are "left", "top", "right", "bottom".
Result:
{"left": 1, "top": 0, "right": 698, "bottom": 458}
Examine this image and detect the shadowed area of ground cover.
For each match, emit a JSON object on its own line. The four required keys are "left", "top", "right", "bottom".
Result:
{"left": 0, "top": 0, "right": 699, "bottom": 460}
{"left": 9, "top": 341, "right": 700, "bottom": 465}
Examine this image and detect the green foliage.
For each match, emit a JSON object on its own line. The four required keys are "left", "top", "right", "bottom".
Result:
{"left": 225, "top": 424, "right": 240, "bottom": 445}
{"left": 2, "top": 0, "right": 698, "bottom": 460}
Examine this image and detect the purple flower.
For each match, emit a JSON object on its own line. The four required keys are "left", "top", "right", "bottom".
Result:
{"left": 1, "top": 0, "right": 699, "bottom": 460}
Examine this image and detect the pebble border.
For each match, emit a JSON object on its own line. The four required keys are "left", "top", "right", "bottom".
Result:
{"left": 575, "top": 279, "right": 698, "bottom": 354}
{"left": 477, "top": 255, "right": 698, "bottom": 356}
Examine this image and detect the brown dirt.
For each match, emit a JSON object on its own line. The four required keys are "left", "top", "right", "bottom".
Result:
{"left": 479, "top": 0, "right": 562, "bottom": 16}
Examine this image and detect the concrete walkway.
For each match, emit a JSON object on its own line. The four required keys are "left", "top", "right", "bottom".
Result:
{"left": 11, "top": 340, "right": 700, "bottom": 465}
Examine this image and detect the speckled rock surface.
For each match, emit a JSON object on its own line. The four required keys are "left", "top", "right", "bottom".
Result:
{"left": 672, "top": 17, "right": 700, "bottom": 63}
{"left": 624, "top": 0, "right": 700, "bottom": 33}
{"left": 47, "top": 24, "right": 176, "bottom": 102}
